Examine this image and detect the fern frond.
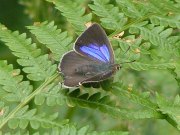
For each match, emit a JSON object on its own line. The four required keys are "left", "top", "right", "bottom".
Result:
{"left": 89, "top": 0, "right": 127, "bottom": 30}
{"left": 7, "top": 105, "right": 68, "bottom": 129}
{"left": 27, "top": 21, "right": 73, "bottom": 61}
{"left": 0, "top": 24, "right": 57, "bottom": 81}
{"left": 116, "top": 0, "right": 148, "bottom": 18}
{"left": 168, "top": 68, "right": 180, "bottom": 87}
{"left": 34, "top": 84, "right": 65, "bottom": 106}
{"left": 132, "top": 26, "right": 178, "bottom": 54}
{"left": 129, "top": 62, "right": 176, "bottom": 71}
{"left": 1, "top": 123, "right": 128, "bottom": 135}
{"left": 150, "top": 15, "right": 180, "bottom": 28}
{"left": 69, "top": 89, "right": 163, "bottom": 119}
{"left": 0, "top": 72, "right": 59, "bottom": 130}
{"left": 156, "top": 94, "right": 180, "bottom": 130}
{"left": 46, "top": 0, "right": 92, "bottom": 33}
{"left": 0, "top": 130, "right": 30, "bottom": 135}
{"left": 88, "top": 131, "right": 129, "bottom": 135}
{"left": 144, "top": 0, "right": 179, "bottom": 14}
{"left": 117, "top": 0, "right": 179, "bottom": 17}
{"left": 0, "top": 102, "right": 9, "bottom": 123}
{"left": 89, "top": 0, "right": 179, "bottom": 40}
{"left": 41, "top": 87, "right": 162, "bottom": 119}
{"left": 34, "top": 83, "right": 162, "bottom": 120}
{"left": 112, "top": 38, "right": 176, "bottom": 71}
{"left": 112, "top": 83, "right": 158, "bottom": 110}
{"left": 0, "top": 61, "right": 32, "bottom": 102}
{"left": 27, "top": 125, "right": 128, "bottom": 135}
{"left": 56, "top": 125, "right": 90, "bottom": 135}
{"left": 121, "top": 0, "right": 178, "bottom": 15}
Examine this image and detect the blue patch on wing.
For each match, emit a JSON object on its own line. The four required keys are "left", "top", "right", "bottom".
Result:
{"left": 80, "top": 44, "right": 110, "bottom": 63}
{"left": 100, "top": 45, "right": 110, "bottom": 62}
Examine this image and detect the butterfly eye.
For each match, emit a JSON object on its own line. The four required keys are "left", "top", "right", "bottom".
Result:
{"left": 116, "top": 65, "right": 121, "bottom": 70}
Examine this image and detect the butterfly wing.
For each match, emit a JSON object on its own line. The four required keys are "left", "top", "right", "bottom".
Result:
{"left": 79, "top": 70, "right": 114, "bottom": 85}
{"left": 59, "top": 51, "right": 100, "bottom": 87}
{"left": 59, "top": 51, "right": 116, "bottom": 87}
{"left": 74, "top": 23, "right": 114, "bottom": 64}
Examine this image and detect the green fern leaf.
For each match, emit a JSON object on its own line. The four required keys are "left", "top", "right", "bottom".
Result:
{"left": 168, "top": 68, "right": 180, "bottom": 87}
{"left": 26, "top": 124, "right": 128, "bottom": 135}
{"left": 55, "top": 124, "right": 128, "bottom": 135}
{"left": 133, "top": 26, "right": 178, "bottom": 54}
{"left": 64, "top": 89, "right": 162, "bottom": 119}
{"left": 0, "top": 130, "right": 30, "bottom": 135}
{"left": 0, "top": 102, "right": 9, "bottom": 125}
{"left": 112, "top": 83, "right": 158, "bottom": 110}
{"left": 27, "top": 21, "right": 73, "bottom": 61}
{"left": 150, "top": 15, "right": 180, "bottom": 28}
{"left": 89, "top": 0, "right": 127, "bottom": 30}
{"left": 0, "top": 24, "right": 57, "bottom": 81}
{"left": 129, "top": 62, "right": 176, "bottom": 71}
{"left": 0, "top": 73, "right": 59, "bottom": 130}
{"left": 145, "top": 0, "right": 180, "bottom": 14}
{"left": 8, "top": 105, "right": 69, "bottom": 130}
{"left": 88, "top": 131, "right": 129, "bottom": 135}
{"left": 0, "top": 61, "right": 32, "bottom": 102}
{"left": 77, "top": 125, "right": 89, "bottom": 135}
{"left": 156, "top": 93, "right": 180, "bottom": 130}
{"left": 116, "top": 0, "right": 148, "bottom": 18}
{"left": 46, "top": 0, "right": 92, "bottom": 33}
{"left": 117, "top": 0, "right": 179, "bottom": 18}
{"left": 34, "top": 85, "right": 162, "bottom": 120}
{"left": 2, "top": 124, "right": 129, "bottom": 135}
{"left": 112, "top": 38, "right": 176, "bottom": 71}
{"left": 34, "top": 84, "right": 65, "bottom": 106}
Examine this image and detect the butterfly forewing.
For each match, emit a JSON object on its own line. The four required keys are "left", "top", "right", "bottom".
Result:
{"left": 74, "top": 24, "right": 114, "bottom": 64}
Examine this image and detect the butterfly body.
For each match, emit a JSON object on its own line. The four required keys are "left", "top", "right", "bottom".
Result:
{"left": 59, "top": 23, "right": 120, "bottom": 88}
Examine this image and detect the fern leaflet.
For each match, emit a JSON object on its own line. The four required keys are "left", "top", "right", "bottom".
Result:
{"left": 156, "top": 94, "right": 180, "bottom": 130}
{"left": 0, "top": 24, "right": 57, "bottom": 81}
{"left": 8, "top": 105, "right": 68, "bottom": 129}
{"left": 0, "top": 60, "right": 32, "bottom": 102}
{"left": 89, "top": 0, "right": 127, "bottom": 30}
{"left": 27, "top": 21, "right": 73, "bottom": 61}
{"left": 46, "top": 0, "right": 92, "bottom": 33}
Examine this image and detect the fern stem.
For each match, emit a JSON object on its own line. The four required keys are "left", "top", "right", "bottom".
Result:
{"left": 109, "top": 13, "right": 156, "bottom": 38}
{"left": 165, "top": 115, "right": 179, "bottom": 130}
{"left": 0, "top": 73, "right": 59, "bottom": 129}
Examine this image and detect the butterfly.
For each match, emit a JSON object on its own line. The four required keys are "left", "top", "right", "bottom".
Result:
{"left": 59, "top": 23, "right": 120, "bottom": 88}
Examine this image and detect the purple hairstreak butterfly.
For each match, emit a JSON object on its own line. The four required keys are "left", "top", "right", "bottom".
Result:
{"left": 59, "top": 23, "right": 120, "bottom": 88}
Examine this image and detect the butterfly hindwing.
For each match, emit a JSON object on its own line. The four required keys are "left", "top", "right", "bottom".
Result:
{"left": 74, "top": 23, "right": 114, "bottom": 63}
{"left": 60, "top": 51, "right": 105, "bottom": 87}
{"left": 79, "top": 70, "right": 114, "bottom": 85}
